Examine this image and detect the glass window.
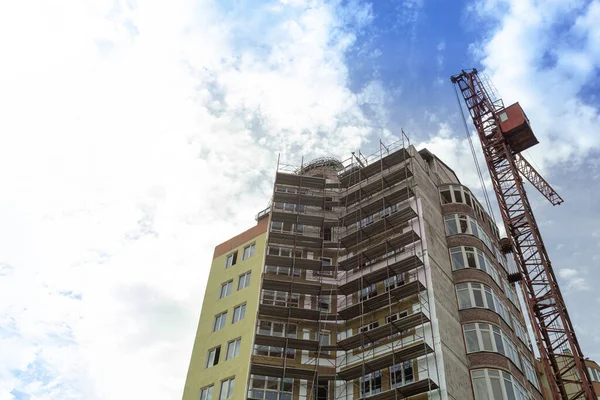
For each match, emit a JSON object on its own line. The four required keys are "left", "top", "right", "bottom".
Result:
{"left": 250, "top": 376, "right": 293, "bottom": 400}
{"left": 225, "top": 252, "right": 237, "bottom": 268}
{"left": 226, "top": 338, "right": 241, "bottom": 360}
{"left": 450, "top": 247, "right": 465, "bottom": 270}
{"left": 206, "top": 346, "right": 221, "bottom": 368}
{"left": 454, "top": 189, "right": 464, "bottom": 203}
{"left": 471, "top": 369, "right": 529, "bottom": 400}
{"left": 441, "top": 189, "right": 452, "bottom": 204}
{"left": 360, "top": 371, "right": 382, "bottom": 397}
{"left": 243, "top": 243, "right": 255, "bottom": 260}
{"left": 213, "top": 312, "right": 227, "bottom": 332}
{"left": 319, "top": 331, "right": 330, "bottom": 355}
{"left": 390, "top": 361, "right": 414, "bottom": 388}
{"left": 232, "top": 304, "right": 246, "bottom": 323}
{"left": 220, "top": 378, "right": 235, "bottom": 400}
{"left": 444, "top": 215, "right": 459, "bottom": 235}
{"left": 200, "top": 385, "right": 214, "bottom": 400}
{"left": 238, "top": 271, "right": 251, "bottom": 290}
{"left": 464, "top": 323, "right": 521, "bottom": 369}
{"left": 220, "top": 281, "right": 233, "bottom": 299}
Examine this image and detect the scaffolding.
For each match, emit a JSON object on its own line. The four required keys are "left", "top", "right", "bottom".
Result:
{"left": 247, "top": 135, "right": 443, "bottom": 400}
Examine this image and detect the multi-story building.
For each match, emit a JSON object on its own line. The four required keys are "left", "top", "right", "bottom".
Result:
{"left": 182, "top": 140, "right": 543, "bottom": 400}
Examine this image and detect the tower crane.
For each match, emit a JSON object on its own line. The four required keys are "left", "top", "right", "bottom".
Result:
{"left": 451, "top": 69, "right": 596, "bottom": 400}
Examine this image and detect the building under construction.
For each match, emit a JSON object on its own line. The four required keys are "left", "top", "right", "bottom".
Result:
{"left": 180, "top": 135, "right": 572, "bottom": 400}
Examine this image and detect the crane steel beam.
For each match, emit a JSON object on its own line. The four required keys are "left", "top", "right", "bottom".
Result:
{"left": 515, "top": 153, "right": 564, "bottom": 206}
{"left": 451, "top": 69, "right": 596, "bottom": 400}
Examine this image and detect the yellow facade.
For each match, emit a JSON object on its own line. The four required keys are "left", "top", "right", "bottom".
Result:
{"left": 182, "top": 227, "right": 267, "bottom": 400}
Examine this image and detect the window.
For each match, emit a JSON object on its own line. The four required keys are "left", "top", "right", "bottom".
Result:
{"left": 219, "top": 378, "right": 235, "bottom": 400}
{"left": 257, "top": 320, "right": 297, "bottom": 338}
{"left": 440, "top": 188, "right": 452, "bottom": 204}
{"left": 360, "top": 283, "right": 377, "bottom": 301}
{"left": 315, "top": 257, "right": 334, "bottom": 277}
{"left": 225, "top": 252, "right": 237, "bottom": 268}
{"left": 322, "top": 227, "right": 332, "bottom": 241}
{"left": 256, "top": 321, "right": 297, "bottom": 357}
{"left": 220, "top": 281, "right": 233, "bottom": 299}
{"left": 226, "top": 338, "right": 241, "bottom": 360}
{"left": 511, "top": 314, "right": 529, "bottom": 345}
{"left": 200, "top": 385, "right": 214, "bottom": 400}
{"left": 268, "top": 246, "right": 302, "bottom": 258}
{"left": 360, "top": 215, "right": 374, "bottom": 228}
{"left": 262, "top": 290, "right": 299, "bottom": 308}
{"left": 206, "top": 346, "right": 221, "bottom": 368}
{"left": 386, "top": 310, "right": 410, "bottom": 335}
{"left": 503, "top": 280, "right": 520, "bottom": 309}
{"left": 243, "top": 243, "right": 255, "bottom": 260}
{"left": 238, "top": 271, "right": 251, "bottom": 290}
{"left": 390, "top": 361, "right": 414, "bottom": 388}
{"left": 445, "top": 214, "right": 495, "bottom": 252}
{"left": 360, "top": 371, "right": 382, "bottom": 397}
{"left": 463, "top": 323, "right": 521, "bottom": 369}
{"left": 449, "top": 246, "right": 501, "bottom": 286}
{"left": 213, "top": 312, "right": 227, "bottom": 332}
{"left": 521, "top": 354, "right": 540, "bottom": 389}
{"left": 499, "top": 112, "right": 508, "bottom": 122}
{"left": 471, "top": 369, "right": 529, "bottom": 400}
{"left": 232, "top": 304, "right": 246, "bottom": 323}
{"left": 384, "top": 274, "right": 405, "bottom": 291}
{"left": 250, "top": 376, "right": 293, "bottom": 400}
{"left": 317, "top": 295, "right": 331, "bottom": 312}
{"left": 456, "top": 283, "right": 511, "bottom": 325}
{"left": 265, "top": 265, "right": 301, "bottom": 277}
{"left": 380, "top": 204, "right": 398, "bottom": 217}
{"left": 587, "top": 367, "right": 600, "bottom": 382}
{"left": 359, "top": 321, "right": 380, "bottom": 334}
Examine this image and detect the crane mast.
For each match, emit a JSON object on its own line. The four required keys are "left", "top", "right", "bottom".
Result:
{"left": 451, "top": 69, "right": 596, "bottom": 400}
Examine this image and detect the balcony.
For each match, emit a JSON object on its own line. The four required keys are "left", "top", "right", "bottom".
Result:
{"left": 340, "top": 165, "right": 413, "bottom": 207}
{"left": 337, "top": 340, "right": 434, "bottom": 381}
{"left": 338, "top": 280, "right": 426, "bottom": 321}
{"left": 338, "top": 254, "right": 423, "bottom": 295}
{"left": 267, "top": 229, "right": 324, "bottom": 248}
{"left": 338, "top": 229, "right": 421, "bottom": 271}
{"left": 357, "top": 378, "right": 439, "bottom": 400}
{"left": 261, "top": 274, "right": 338, "bottom": 296}
{"left": 264, "top": 254, "right": 327, "bottom": 271}
{"left": 258, "top": 303, "right": 338, "bottom": 321}
{"left": 342, "top": 184, "right": 415, "bottom": 227}
{"left": 270, "top": 209, "right": 339, "bottom": 228}
{"left": 250, "top": 356, "right": 336, "bottom": 380}
{"left": 337, "top": 311, "right": 429, "bottom": 351}
{"left": 340, "top": 206, "right": 417, "bottom": 248}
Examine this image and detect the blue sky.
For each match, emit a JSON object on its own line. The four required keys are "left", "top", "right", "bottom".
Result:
{"left": 0, "top": 0, "right": 599, "bottom": 399}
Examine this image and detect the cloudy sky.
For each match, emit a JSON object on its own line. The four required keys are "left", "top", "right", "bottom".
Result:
{"left": 1, "top": 0, "right": 599, "bottom": 399}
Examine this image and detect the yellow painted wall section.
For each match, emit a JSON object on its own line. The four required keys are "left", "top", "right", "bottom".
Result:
{"left": 182, "top": 231, "right": 267, "bottom": 400}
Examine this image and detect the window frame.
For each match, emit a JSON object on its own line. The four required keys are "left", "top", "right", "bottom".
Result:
{"left": 200, "top": 385, "right": 214, "bottom": 400}
{"left": 238, "top": 271, "right": 251, "bottom": 290}
{"left": 232, "top": 303, "right": 246, "bottom": 324}
{"left": 206, "top": 346, "right": 221, "bottom": 368}
{"left": 225, "top": 252, "right": 237, "bottom": 268}
{"left": 219, "top": 377, "right": 235, "bottom": 400}
{"left": 219, "top": 280, "right": 233, "bottom": 299}
{"left": 213, "top": 311, "right": 227, "bottom": 332}
{"left": 226, "top": 338, "right": 241, "bottom": 360}
{"left": 242, "top": 243, "right": 256, "bottom": 260}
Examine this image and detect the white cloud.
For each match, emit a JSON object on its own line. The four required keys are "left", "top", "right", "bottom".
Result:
{"left": 558, "top": 268, "right": 590, "bottom": 291}
{"left": 469, "top": 0, "right": 600, "bottom": 171}
{"left": 0, "top": 0, "right": 380, "bottom": 399}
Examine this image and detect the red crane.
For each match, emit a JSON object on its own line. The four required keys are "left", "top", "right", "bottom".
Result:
{"left": 451, "top": 69, "right": 596, "bottom": 400}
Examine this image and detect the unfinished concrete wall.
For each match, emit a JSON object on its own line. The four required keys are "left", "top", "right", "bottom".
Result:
{"left": 410, "top": 147, "right": 473, "bottom": 400}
